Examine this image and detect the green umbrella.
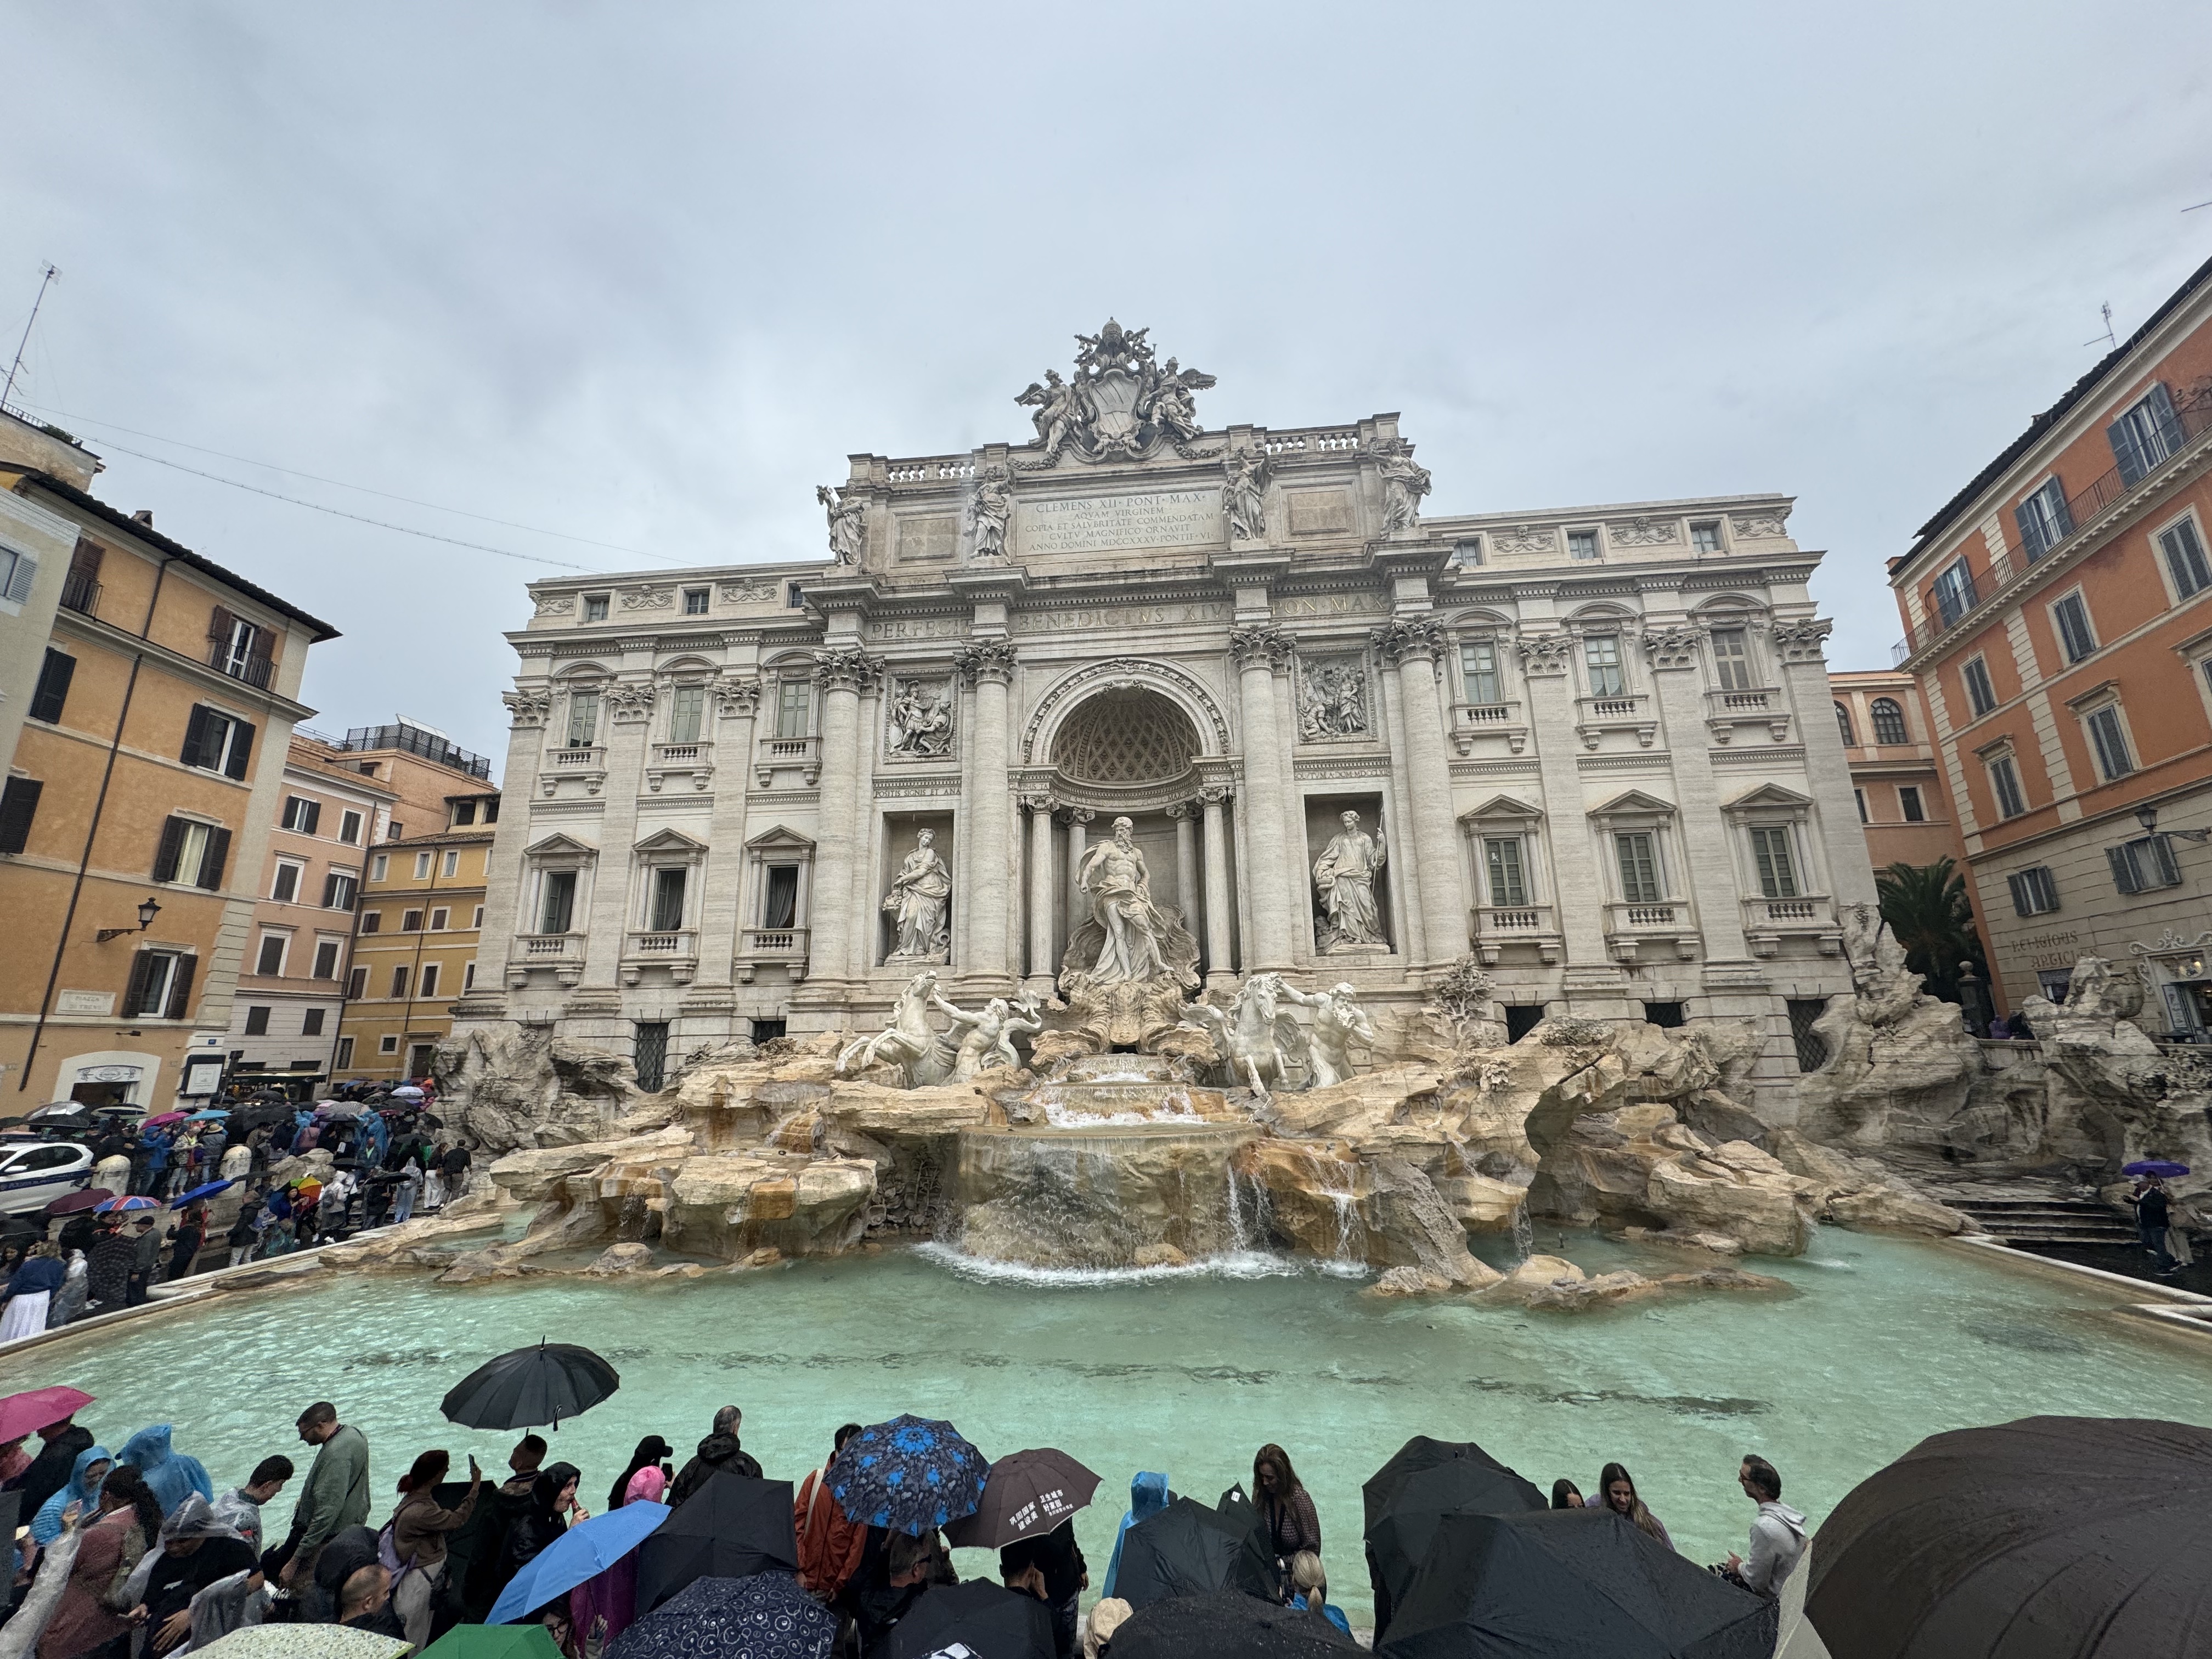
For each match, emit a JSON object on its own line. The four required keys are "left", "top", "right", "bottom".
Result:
{"left": 419, "top": 1627, "right": 566, "bottom": 1658}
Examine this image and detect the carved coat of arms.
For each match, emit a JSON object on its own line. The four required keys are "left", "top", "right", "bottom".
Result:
{"left": 1015, "top": 319, "right": 1218, "bottom": 467}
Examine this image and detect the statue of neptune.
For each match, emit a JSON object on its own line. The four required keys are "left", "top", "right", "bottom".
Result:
{"left": 1076, "top": 816, "right": 1172, "bottom": 984}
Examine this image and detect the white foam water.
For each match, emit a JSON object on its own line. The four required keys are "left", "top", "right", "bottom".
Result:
{"left": 1037, "top": 1103, "right": 1207, "bottom": 1129}
{"left": 910, "top": 1240, "right": 1317, "bottom": 1287}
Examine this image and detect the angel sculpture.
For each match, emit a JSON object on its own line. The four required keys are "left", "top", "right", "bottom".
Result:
{"left": 1139, "top": 357, "right": 1217, "bottom": 442}
{"left": 1015, "top": 370, "right": 1090, "bottom": 456}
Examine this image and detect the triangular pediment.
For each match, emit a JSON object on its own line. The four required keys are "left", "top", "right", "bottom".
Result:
{"left": 1590, "top": 789, "right": 1677, "bottom": 816}
{"left": 1723, "top": 782, "right": 1814, "bottom": 811}
{"left": 633, "top": 827, "right": 709, "bottom": 854}
{"left": 1460, "top": 793, "right": 1544, "bottom": 823}
{"left": 744, "top": 824, "right": 815, "bottom": 851}
{"left": 523, "top": 831, "right": 596, "bottom": 857}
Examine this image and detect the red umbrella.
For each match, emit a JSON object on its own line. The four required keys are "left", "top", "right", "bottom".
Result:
{"left": 0, "top": 1386, "right": 94, "bottom": 1443}
{"left": 43, "top": 1188, "right": 111, "bottom": 1217}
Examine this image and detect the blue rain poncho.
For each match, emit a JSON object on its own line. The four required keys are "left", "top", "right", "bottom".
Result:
{"left": 118, "top": 1424, "right": 213, "bottom": 1517}
{"left": 1100, "top": 1470, "right": 1172, "bottom": 1600}
{"left": 31, "top": 1442, "right": 111, "bottom": 1545}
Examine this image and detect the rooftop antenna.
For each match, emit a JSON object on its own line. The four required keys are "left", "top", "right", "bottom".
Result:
{"left": 2083, "top": 301, "right": 2117, "bottom": 351}
{"left": 2, "top": 263, "right": 59, "bottom": 413}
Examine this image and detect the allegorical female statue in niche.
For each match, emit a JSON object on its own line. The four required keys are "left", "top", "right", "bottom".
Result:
{"left": 1313, "top": 809, "right": 1389, "bottom": 952}
{"left": 1076, "top": 816, "right": 1172, "bottom": 984}
{"left": 883, "top": 828, "right": 952, "bottom": 961}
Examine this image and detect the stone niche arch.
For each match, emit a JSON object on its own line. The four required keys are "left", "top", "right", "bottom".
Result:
{"left": 1020, "top": 658, "right": 1231, "bottom": 768}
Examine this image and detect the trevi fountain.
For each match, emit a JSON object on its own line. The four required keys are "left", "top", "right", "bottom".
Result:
{"left": 12, "top": 324, "right": 2212, "bottom": 1616}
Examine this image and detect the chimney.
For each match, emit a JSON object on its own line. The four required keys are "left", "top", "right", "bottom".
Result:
{"left": 129, "top": 510, "right": 153, "bottom": 527}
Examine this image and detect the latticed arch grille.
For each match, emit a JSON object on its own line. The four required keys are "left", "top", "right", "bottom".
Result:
{"left": 1052, "top": 689, "right": 1199, "bottom": 782}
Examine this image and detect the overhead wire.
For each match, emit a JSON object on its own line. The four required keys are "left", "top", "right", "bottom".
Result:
{"left": 12, "top": 400, "right": 670, "bottom": 572}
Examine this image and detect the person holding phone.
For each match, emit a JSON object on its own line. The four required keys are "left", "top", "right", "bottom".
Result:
{"left": 390, "top": 1448, "right": 482, "bottom": 1649}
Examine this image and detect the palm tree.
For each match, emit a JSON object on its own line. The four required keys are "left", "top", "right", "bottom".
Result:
{"left": 1875, "top": 856, "right": 1987, "bottom": 1006}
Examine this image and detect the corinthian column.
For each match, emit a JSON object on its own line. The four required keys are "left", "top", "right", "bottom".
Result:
{"left": 954, "top": 640, "right": 1017, "bottom": 994}
{"left": 1229, "top": 625, "right": 1296, "bottom": 972}
{"left": 1199, "top": 786, "right": 1236, "bottom": 989}
{"left": 1063, "top": 806, "right": 1094, "bottom": 945}
{"left": 1022, "top": 792, "right": 1057, "bottom": 997}
{"left": 1375, "top": 618, "right": 1465, "bottom": 970}
{"left": 805, "top": 646, "right": 879, "bottom": 991}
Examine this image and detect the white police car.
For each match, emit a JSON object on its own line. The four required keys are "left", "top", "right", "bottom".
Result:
{"left": 0, "top": 1139, "right": 95, "bottom": 1217}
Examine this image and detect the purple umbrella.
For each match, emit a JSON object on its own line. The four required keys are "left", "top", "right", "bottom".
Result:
{"left": 2124, "top": 1160, "right": 2192, "bottom": 1178}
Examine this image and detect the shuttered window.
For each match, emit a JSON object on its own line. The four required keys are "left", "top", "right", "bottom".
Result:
{"left": 2085, "top": 706, "right": 2134, "bottom": 781}
{"left": 151, "top": 817, "right": 229, "bottom": 888}
{"left": 180, "top": 707, "right": 255, "bottom": 779}
{"left": 2008, "top": 867, "right": 2059, "bottom": 917}
{"left": 2015, "top": 480, "right": 2072, "bottom": 562}
{"left": 1614, "top": 833, "right": 1661, "bottom": 904}
{"left": 281, "top": 796, "right": 322, "bottom": 834}
{"left": 2110, "top": 835, "right": 2182, "bottom": 894}
{"left": 1749, "top": 826, "right": 1799, "bottom": 898}
{"left": 2052, "top": 594, "right": 2096, "bottom": 663}
{"left": 27, "top": 651, "right": 74, "bottom": 725}
{"left": 2160, "top": 518, "right": 2211, "bottom": 599}
{"left": 123, "top": 950, "right": 195, "bottom": 1019}
{"left": 0, "top": 778, "right": 41, "bottom": 855}
{"left": 1988, "top": 755, "right": 2027, "bottom": 819}
{"left": 2109, "top": 383, "right": 2183, "bottom": 487}
{"left": 1962, "top": 658, "right": 1997, "bottom": 718}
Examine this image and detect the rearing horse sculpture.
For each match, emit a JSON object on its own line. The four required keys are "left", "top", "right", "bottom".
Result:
{"left": 836, "top": 969, "right": 958, "bottom": 1086}
{"left": 1178, "top": 972, "right": 1307, "bottom": 1100}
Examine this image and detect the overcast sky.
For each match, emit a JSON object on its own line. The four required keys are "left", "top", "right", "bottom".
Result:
{"left": 7, "top": 2, "right": 2211, "bottom": 771}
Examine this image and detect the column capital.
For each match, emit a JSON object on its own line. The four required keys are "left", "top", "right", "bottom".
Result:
{"left": 1769, "top": 617, "right": 1833, "bottom": 665}
{"left": 812, "top": 645, "right": 883, "bottom": 693}
{"left": 1370, "top": 616, "right": 1448, "bottom": 667}
{"left": 1197, "top": 784, "right": 1236, "bottom": 806}
{"left": 1515, "top": 630, "right": 1575, "bottom": 677}
{"left": 1639, "top": 626, "right": 1705, "bottom": 672}
{"left": 502, "top": 688, "right": 551, "bottom": 729}
{"left": 713, "top": 674, "right": 764, "bottom": 715}
{"left": 1229, "top": 624, "right": 1296, "bottom": 672}
{"left": 1058, "top": 805, "right": 1096, "bottom": 826}
{"left": 953, "top": 639, "right": 1018, "bottom": 685}
{"left": 1165, "top": 800, "right": 1193, "bottom": 820}
{"left": 607, "top": 680, "right": 658, "bottom": 724}
{"left": 1018, "top": 790, "right": 1057, "bottom": 813}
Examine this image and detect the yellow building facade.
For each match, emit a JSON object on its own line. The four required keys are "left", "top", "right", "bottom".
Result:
{"left": 335, "top": 808, "right": 496, "bottom": 1082}
{"left": 0, "top": 457, "right": 338, "bottom": 1113}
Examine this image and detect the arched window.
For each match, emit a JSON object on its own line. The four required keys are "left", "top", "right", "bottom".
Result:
{"left": 1871, "top": 698, "right": 1908, "bottom": 745}
{"left": 1834, "top": 702, "right": 1855, "bottom": 746}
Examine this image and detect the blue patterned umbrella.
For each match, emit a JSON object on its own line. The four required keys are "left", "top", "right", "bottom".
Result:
{"left": 607, "top": 1572, "right": 834, "bottom": 1659}
{"left": 827, "top": 1413, "right": 989, "bottom": 1536}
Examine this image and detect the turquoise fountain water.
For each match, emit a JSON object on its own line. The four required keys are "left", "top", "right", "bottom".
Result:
{"left": 10, "top": 1232, "right": 2209, "bottom": 1624}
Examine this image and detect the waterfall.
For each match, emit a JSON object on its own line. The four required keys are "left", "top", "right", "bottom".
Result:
{"left": 1511, "top": 1199, "right": 1534, "bottom": 1263}
{"left": 1226, "top": 1160, "right": 1274, "bottom": 1255}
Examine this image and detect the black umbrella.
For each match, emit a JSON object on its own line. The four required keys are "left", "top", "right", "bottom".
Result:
{"left": 1111, "top": 1590, "right": 1361, "bottom": 1659}
{"left": 608, "top": 1570, "right": 836, "bottom": 1659}
{"left": 439, "top": 1340, "right": 619, "bottom": 1430}
{"left": 635, "top": 1470, "right": 798, "bottom": 1616}
{"left": 1362, "top": 1435, "right": 1547, "bottom": 1641}
{"left": 943, "top": 1448, "right": 1102, "bottom": 1549}
{"left": 1379, "top": 1510, "right": 1775, "bottom": 1659}
{"left": 1804, "top": 1415, "right": 2212, "bottom": 1656}
{"left": 884, "top": 1578, "right": 1055, "bottom": 1659}
{"left": 1113, "top": 1496, "right": 1280, "bottom": 1611}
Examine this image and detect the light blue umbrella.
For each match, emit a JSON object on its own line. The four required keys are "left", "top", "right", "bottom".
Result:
{"left": 488, "top": 1499, "right": 670, "bottom": 1625}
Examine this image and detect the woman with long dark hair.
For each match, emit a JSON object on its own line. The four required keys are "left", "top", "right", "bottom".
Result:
{"left": 1597, "top": 1463, "right": 1673, "bottom": 1550}
{"left": 391, "top": 1448, "right": 482, "bottom": 1649}
{"left": 1252, "top": 1444, "right": 1320, "bottom": 1560}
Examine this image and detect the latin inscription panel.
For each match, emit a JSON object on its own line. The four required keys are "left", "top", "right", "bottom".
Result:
{"left": 1014, "top": 489, "right": 1223, "bottom": 556}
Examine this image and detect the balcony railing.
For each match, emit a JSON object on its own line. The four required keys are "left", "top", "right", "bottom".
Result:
{"left": 625, "top": 929, "right": 698, "bottom": 957}
{"left": 337, "top": 723, "right": 494, "bottom": 779}
{"left": 210, "top": 643, "right": 275, "bottom": 689}
{"left": 653, "top": 741, "right": 712, "bottom": 766}
{"left": 1574, "top": 693, "right": 1656, "bottom": 749}
{"left": 59, "top": 571, "right": 99, "bottom": 615}
{"left": 754, "top": 734, "right": 821, "bottom": 786}
{"left": 1704, "top": 687, "right": 1790, "bottom": 744}
{"left": 1449, "top": 701, "right": 1528, "bottom": 754}
{"left": 1468, "top": 902, "right": 1560, "bottom": 964}
{"left": 735, "top": 925, "right": 810, "bottom": 984}
{"left": 1740, "top": 894, "right": 1839, "bottom": 956}
{"left": 520, "top": 934, "right": 579, "bottom": 957}
{"left": 546, "top": 744, "right": 605, "bottom": 768}
{"left": 1897, "top": 391, "right": 2212, "bottom": 661}
{"left": 1604, "top": 899, "right": 1699, "bottom": 963}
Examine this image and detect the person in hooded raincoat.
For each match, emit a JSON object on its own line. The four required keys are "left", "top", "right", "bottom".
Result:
{"left": 1099, "top": 1471, "right": 1172, "bottom": 1601}
{"left": 31, "top": 1444, "right": 111, "bottom": 1548}
{"left": 46, "top": 1250, "right": 89, "bottom": 1329}
{"left": 117, "top": 1426, "right": 213, "bottom": 1518}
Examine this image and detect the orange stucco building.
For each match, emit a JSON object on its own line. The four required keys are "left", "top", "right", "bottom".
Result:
{"left": 1829, "top": 669, "right": 1969, "bottom": 873}
{"left": 0, "top": 442, "right": 338, "bottom": 1113}
{"left": 1889, "top": 251, "right": 2212, "bottom": 1027}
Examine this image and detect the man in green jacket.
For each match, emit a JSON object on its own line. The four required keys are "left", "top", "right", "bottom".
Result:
{"left": 280, "top": 1401, "right": 370, "bottom": 1590}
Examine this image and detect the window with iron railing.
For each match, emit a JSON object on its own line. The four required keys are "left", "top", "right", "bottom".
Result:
{"left": 1931, "top": 558, "right": 1978, "bottom": 628}
{"left": 2015, "top": 479, "right": 2072, "bottom": 563}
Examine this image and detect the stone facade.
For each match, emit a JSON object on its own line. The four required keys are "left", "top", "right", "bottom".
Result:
{"left": 452, "top": 325, "right": 1872, "bottom": 1115}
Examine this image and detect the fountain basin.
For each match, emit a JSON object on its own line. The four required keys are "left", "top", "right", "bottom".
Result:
{"left": 957, "top": 1122, "right": 1260, "bottom": 1270}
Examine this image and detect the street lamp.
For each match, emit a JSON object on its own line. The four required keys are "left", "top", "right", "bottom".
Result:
{"left": 95, "top": 896, "right": 162, "bottom": 943}
{"left": 2135, "top": 803, "right": 2212, "bottom": 844}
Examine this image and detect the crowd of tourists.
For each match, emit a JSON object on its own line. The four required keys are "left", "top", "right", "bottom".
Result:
{"left": 0, "top": 1392, "right": 1807, "bottom": 1657}
{"left": 0, "top": 1089, "right": 477, "bottom": 1338}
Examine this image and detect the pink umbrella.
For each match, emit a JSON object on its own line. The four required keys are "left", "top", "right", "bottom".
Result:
{"left": 0, "top": 1386, "right": 94, "bottom": 1443}
{"left": 143, "top": 1111, "right": 188, "bottom": 1128}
